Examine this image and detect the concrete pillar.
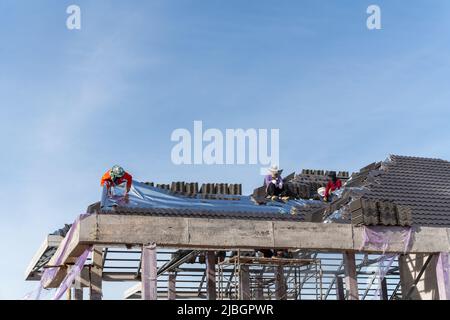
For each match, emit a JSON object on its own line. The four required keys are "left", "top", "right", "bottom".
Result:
{"left": 275, "top": 266, "right": 286, "bottom": 300}
{"left": 168, "top": 272, "right": 177, "bottom": 300}
{"left": 240, "top": 265, "right": 251, "bottom": 300}
{"left": 436, "top": 252, "right": 450, "bottom": 300}
{"left": 343, "top": 252, "right": 359, "bottom": 300}
{"left": 206, "top": 251, "right": 216, "bottom": 300}
{"left": 399, "top": 253, "right": 439, "bottom": 300}
{"left": 142, "top": 243, "right": 157, "bottom": 300}
{"left": 90, "top": 247, "right": 103, "bottom": 300}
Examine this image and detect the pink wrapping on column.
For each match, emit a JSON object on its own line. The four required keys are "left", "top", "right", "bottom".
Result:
{"left": 361, "top": 226, "right": 412, "bottom": 254}
{"left": 360, "top": 226, "right": 413, "bottom": 299}
{"left": 24, "top": 213, "right": 92, "bottom": 300}
{"left": 53, "top": 247, "right": 92, "bottom": 300}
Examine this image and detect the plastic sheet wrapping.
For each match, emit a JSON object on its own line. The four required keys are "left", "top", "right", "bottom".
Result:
{"left": 324, "top": 208, "right": 344, "bottom": 223}
{"left": 101, "top": 181, "right": 324, "bottom": 216}
{"left": 53, "top": 247, "right": 92, "bottom": 300}
{"left": 360, "top": 226, "right": 413, "bottom": 300}
{"left": 25, "top": 214, "right": 92, "bottom": 300}
{"left": 361, "top": 226, "right": 412, "bottom": 254}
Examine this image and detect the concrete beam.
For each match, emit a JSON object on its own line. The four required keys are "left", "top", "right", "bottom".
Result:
{"left": 78, "top": 214, "right": 450, "bottom": 253}
{"left": 38, "top": 214, "right": 450, "bottom": 289}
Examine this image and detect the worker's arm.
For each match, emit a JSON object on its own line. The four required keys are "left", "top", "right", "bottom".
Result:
{"left": 123, "top": 172, "right": 133, "bottom": 193}
{"left": 324, "top": 181, "right": 332, "bottom": 198}
{"left": 264, "top": 175, "right": 272, "bottom": 187}
{"left": 100, "top": 172, "right": 111, "bottom": 187}
{"left": 278, "top": 177, "right": 283, "bottom": 189}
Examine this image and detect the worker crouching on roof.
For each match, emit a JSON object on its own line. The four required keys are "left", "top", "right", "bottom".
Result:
{"left": 324, "top": 171, "right": 342, "bottom": 202}
{"left": 265, "top": 165, "right": 290, "bottom": 201}
{"left": 101, "top": 165, "right": 133, "bottom": 197}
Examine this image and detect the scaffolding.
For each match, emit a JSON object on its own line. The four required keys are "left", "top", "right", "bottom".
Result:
{"left": 217, "top": 252, "right": 323, "bottom": 300}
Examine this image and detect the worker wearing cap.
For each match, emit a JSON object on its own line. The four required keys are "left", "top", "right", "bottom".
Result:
{"left": 324, "top": 171, "right": 342, "bottom": 202}
{"left": 101, "top": 165, "right": 133, "bottom": 196}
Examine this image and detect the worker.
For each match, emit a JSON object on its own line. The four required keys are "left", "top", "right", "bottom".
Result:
{"left": 324, "top": 171, "right": 342, "bottom": 202}
{"left": 101, "top": 165, "right": 133, "bottom": 196}
{"left": 265, "top": 165, "right": 289, "bottom": 201}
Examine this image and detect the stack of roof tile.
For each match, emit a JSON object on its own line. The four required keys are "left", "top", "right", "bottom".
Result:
{"left": 146, "top": 181, "right": 242, "bottom": 196}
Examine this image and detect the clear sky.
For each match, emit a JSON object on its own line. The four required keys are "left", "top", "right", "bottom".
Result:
{"left": 1, "top": 0, "right": 450, "bottom": 299}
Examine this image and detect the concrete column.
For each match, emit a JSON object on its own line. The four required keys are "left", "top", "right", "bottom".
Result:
{"left": 206, "top": 251, "right": 216, "bottom": 300}
{"left": 275, "top": 266, "right": 286, "bottom": 300}
{"left": 436, "top": 252, "right": 450, "bottom": 300}
{"left": 168, "top": 272, "right": 177, "bottom": 300}
{"left": 90, "top": 247, "right": 103, "bottom": 300}
{"left": 142, "top": 243, "right": 157, "bottom": 300}
{"left": 240, "top": 265, "right": 251, "bottom": 300}
{"left": 343, "top": 252, "right": 359, "bottom": 300}
{"left": 399, "top": 253, "right": 439, "bottom": 300}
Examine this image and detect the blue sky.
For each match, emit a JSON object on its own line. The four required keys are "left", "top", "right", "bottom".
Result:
{"left": 1, "top": 0, "right": 450, "bottom": 299}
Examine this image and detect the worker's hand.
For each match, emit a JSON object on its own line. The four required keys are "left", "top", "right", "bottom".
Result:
{"left": 323, "top": 196, "right": 327, "bottom": 202}
{"left": 123, "top": 193, "right": 129, "bottom": 203}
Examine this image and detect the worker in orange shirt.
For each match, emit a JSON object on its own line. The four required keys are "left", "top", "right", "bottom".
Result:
{"left": 101, "top": 165, "right": 133, "bottom": 197}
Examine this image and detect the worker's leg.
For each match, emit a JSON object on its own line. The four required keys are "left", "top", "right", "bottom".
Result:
{"left": 266, "top": 183, "right": 276, "bottom": 197}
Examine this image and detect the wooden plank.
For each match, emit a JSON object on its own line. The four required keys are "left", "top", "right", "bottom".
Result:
{"left": 206, "top": 251, "right": 216, "bottom": 300}
{"left": 168, "top": 272, "right": 177, "bottom": 300}
{"left": 335, "top": 276, "right": 345, "bottom": 300}
{"left": 436, "top": 252, "right": 450, "bottom": 300}
{"left": 343, "top": 252, "right": 358, "bottom": 300}
{"left": 90, "top": 247, "right": 103, "bottom": 300}
{"left": 240, "top": 265, "right": 251, "bottom": 300}
{"left": 141, "top": 244, "right": 157, "bottom": 300}
{"left": 24, "top": 234, "right": 63, "bottom": 280}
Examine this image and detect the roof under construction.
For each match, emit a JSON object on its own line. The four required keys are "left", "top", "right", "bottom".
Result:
{"left": 24, "top": 154, "right": 450, "bottom": 301}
